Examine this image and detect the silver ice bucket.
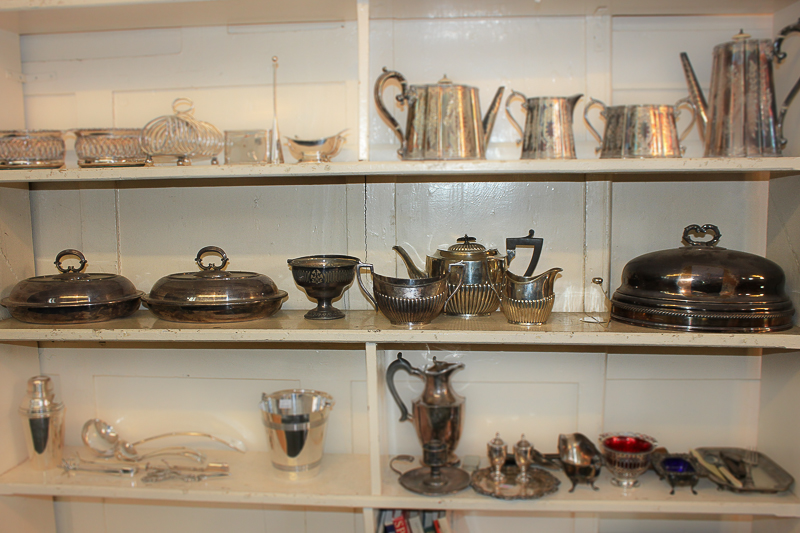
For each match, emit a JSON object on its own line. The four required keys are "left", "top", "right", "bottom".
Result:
{"left": 259, "top": 389, "right": 334, "bottom": 476}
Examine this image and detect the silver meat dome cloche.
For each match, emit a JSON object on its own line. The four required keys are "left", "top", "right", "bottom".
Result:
{"left": 610, "top": 224, "right": 795, "bottom": 332}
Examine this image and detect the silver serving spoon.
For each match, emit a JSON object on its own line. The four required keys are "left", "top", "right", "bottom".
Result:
{"left": 114, "top": 443, "right": 205, "bottom": 463}
{"left": 81, "top": 418, "right": 247, "bottom": 459}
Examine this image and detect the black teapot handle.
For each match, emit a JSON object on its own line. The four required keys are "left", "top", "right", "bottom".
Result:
{"left": 386, "top": 352, "right": 420, "bottom": 423}
{"left": 775, "top": 18, "right": 800, "bottom": 146}
{"left": 506, "top": 229, "right": 544, "bottom": 277}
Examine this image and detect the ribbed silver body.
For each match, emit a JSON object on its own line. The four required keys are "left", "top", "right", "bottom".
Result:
{"left": 506, "top": 93, "right": 582, "bottom": 159}
{"left": 584, "top": 98, "right": 694, "bottom": 158}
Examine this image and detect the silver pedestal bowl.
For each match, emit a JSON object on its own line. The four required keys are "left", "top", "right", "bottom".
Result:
{"left": 287, "top": 255, "right": 360, "bottom": 320}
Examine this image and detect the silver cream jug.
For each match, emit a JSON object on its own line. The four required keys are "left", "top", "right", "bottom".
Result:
{"left": 505, "top": 92, "right": 583, "bottom": 159}
{"left": 374, "top": 69, "right": 505, "bottom": 160}
{"left": 583, "top": 98, "right": 695, "bottom": 158}
{"left": 680, "top": 21, "right": 800, "bottom": 157}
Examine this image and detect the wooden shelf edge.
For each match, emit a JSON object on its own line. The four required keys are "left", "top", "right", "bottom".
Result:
{"left": 3, "top": 449, "right": 800, "bottom": 517}
{"left": 0, "top": 311, "right": 798, "bottom": 349}
{"left": 0, "top": 158, "right": 798, "bottom": 184}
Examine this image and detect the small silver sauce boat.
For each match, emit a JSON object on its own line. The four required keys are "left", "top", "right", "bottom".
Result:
{"left": 285, "top": 130, "right": 348, "bottom": 162}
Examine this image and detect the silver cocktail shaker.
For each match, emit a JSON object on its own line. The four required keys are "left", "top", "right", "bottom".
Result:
{"left": 19, "top": 376, "right": 65, "bottom": 470}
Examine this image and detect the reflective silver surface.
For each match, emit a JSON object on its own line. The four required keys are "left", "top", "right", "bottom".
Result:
{"left": 1, "top": 249, "right": 143, "bottom": 324}
{"left": 375, "top": 69, "right": 504, "bottom": 160}
{"left": 285, "top": 130, "right": 347, "bottom": 163}
{"left": 558, "top": 433, "right": 602, "bottom": 492}
{"left": 19, "top": 376, "right": 65, "bottom": 470}
{"left": 505, "top": 93, "right": 582, "bottom": 159}
{"left": 681, "top": 21, "right": 800, "bottom": 157}
{"left": 394, "top": 231, "right": 542, "bottom": 317}
{"left": 356, "top": 262, "right": 463, "bottom": 326}
{"left": 610, "top": 224, "right": 795, "bottom": 332}
{"left": 500, "top": 267, "right": 562, "bottom": 326}
{"left": 260, "top": 389, "right": 334, "bottom": 477}
{"left": 584, "top": 98, "right": 695, "bottom": 158}
{"left": 386, "top": 352, "right": 465, "bottom": 465}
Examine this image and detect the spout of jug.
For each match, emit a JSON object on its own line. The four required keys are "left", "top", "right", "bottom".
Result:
{"left": 566, "top": 93, "right": 583, "bottom": 114}
{"left": 482, "top": 86, "right": 506, "bottom": 146}
{"left": 392, "top": 245, "right": 428, "bottom": 279}
{"left": 680, "top": 52, "right": 709, "bottom": 142}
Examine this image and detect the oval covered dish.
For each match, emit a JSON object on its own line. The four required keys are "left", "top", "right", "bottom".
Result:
{"left": 610, "top": 224, "right": 795, "bottom": 332}
{"left": 143, "top": 246, "right": 287, "bottom": 322}
{"left": 1, "top": 249, "right": 143, "bottom": 324}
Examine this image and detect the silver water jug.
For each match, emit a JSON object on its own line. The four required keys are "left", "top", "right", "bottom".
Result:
{"left": 681, "top": 20, "right": 800, "bottom": 157}
{"left": 374, "top": 69, "right": 504, "bottom": 160}
{"left": 505, "top": 92, "right": 582, "bottom": 159}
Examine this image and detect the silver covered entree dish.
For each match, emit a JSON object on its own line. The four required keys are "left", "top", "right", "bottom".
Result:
{"left": 143, "top": 246, "right": 287, "bottom": 322}
{"left": 611, "top": 224, "right": 795, "bottom": 332}
{"left": 1, "top": 249, "right": 143, "bottom": 324}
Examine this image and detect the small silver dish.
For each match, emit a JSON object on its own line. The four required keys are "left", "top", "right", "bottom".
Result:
{"left": 74, "top": 129, "right": 147, "bottom": 168}
{"left": 0, "top": 130, "right": 64, "bottom": 169}
{"left": 285, "top": 130, "right": 347, "bottom": 163}
{"left": 599, "top": 432, "right": 658, "bottom": 489}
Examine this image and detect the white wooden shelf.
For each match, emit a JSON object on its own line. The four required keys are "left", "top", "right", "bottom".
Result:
{"left": 2, "top": 447, "right": 799, "bottom": 518}
{"left": 0, "top": 158, "right": 797, "bottom": 184}
{"left": 379, "top": 464, "right": 800, "bottom": 518}
{"left": 0, "top": 448, "right": 371, "bottom": 506}
{"left": 1, "top": 310, "right": 798, "bottom": 348}
{"left": 0, "top": 0, "right": 787, "bottom": 35}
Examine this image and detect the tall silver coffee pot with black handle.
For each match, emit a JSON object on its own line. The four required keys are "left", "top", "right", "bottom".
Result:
{"left": 681, "top": 20, "right": 800, "bottom": 157}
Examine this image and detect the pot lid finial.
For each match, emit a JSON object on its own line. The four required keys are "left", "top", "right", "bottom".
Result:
{"left": 448, "top": 235, "right": 486, "bottom": 253}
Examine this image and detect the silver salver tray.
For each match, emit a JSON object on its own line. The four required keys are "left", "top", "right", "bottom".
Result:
{"left": 471, "top": 462, "right": 560, "bottom": 500}
{"left": 695, "top": 447, "right": 794, "bottom": 494}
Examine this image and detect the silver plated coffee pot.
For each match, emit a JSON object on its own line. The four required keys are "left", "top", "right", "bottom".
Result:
{"left": 386, "top": 352, "right": 465, "bottom": 465}
{"left": 680, "top": 20, "right": 800, "bottom": 157}
{"left": 374, "top": 69, "right": 505, "bottom": 160}
{"left": 505, "top": 92, "right": 582, "bottom": 159}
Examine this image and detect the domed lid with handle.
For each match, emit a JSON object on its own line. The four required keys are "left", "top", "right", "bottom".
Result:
{"left": 438, "top": 235, "right": 499, "bottom": 260}
{"left": 145, "top": 246, "right": 287, "bottom": 305}
{"left": 610, "top": 224, "right": 795, "bottom": 332}
{"left": 1, "top": 249, "right": 142, "bottom": 308}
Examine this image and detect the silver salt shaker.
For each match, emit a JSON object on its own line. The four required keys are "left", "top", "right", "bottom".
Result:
{"left": 19, "top": 376, "right": 65, "bottom": 470}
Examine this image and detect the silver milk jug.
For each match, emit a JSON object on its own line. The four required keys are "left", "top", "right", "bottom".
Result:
{"left": 680, "top": 21, "right": 800, "bottom": 157}
{"left": 374, "top": 69, "right": 505, "bottom": 160}
{"left": 505, "top": 92, "right": 582, "bottom": 159}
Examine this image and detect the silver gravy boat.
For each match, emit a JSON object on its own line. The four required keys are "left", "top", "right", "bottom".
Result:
{"left": 374, "top": 69, "right": 505, "bottom": 160}
{"left": 681, "top": 21, "right": 800, "bottom": 157}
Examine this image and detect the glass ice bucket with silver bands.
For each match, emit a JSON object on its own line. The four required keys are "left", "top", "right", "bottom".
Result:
{"left": 260, "top": 389, "right": 334, "bottom": 476}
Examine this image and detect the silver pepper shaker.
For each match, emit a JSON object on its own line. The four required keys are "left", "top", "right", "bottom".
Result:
{"left": 487, "top": 433, "right": 507, "bottom": 483}
{"left": 514, "top": 434, "right": 533, "bottom": 484}
{"left": 18, "top": 376, "right": 65, "bottom": 470}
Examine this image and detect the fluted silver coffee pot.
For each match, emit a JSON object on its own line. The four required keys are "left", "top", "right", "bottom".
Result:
{"left": 374, "top": 69, "right": 504, "bottom": 160}
{"left": 680, "top": 20, "right": 800, "bottom": 157}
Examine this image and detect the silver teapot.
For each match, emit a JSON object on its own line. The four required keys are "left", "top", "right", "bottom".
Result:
{"left": 393, "top": 231, "right": 542, "bottom": 317}
{"left": 374, "top": 69, "right": 505, "bottom": 160}
{"left": 681, "top": 20, "right": 800, "bottom": 157}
